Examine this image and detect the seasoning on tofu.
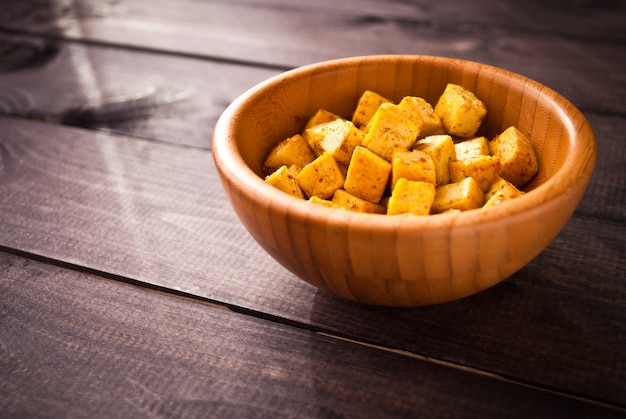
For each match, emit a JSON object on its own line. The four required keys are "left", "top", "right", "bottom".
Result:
{"left": 295, "top": 152, "right": 345, "bottom": 200}
{"left": 434, "top": 83, "right": 487, "bottom": 138}
{"left": 344, "top": 145, "right": 391, "bottom": 204}
{"left": 303, "top": 108, "right": 343, "bottom": 131}
{"left": 351, "top": 90, "right": 393, "bottom": 128}
{"left": 431, "top": 177, "right": 484, "bottom": 213}
{"left": 263, "top": 85, "right": 538, "bottom": 216}
{"left": 489, "top": 126, "right": 539, "bottom": 188}
{"left": 265, "top": 165, "right": 305, "bottom": 199}
{"left": 454, "top": 136, "right": 490, "bottom": 160}
{"left": 263, "top": 133, "right": 316, "bottom": 176}
{"left": 398, "top": 96, "right": 446, "bottom": 138}
{"left": 412, "top": 134, "right": 456, "bottom": 186}
{"left": 485, "top": 177, "right": 524, "bottom": 202}
{"left": 390, "top": 148, "right": 436, "bottom": 189}
{"left": 449, "top": 155, "right": 501, "bottom": 193}
{"left": 331, "top": 189, "right": 386, "bottom": 214}
{"left": 387, "top": 179, "right": 436, "bottom": 216}
{"left": 303, "top": 118, "right": 364, "bottom": 165}
{"left": 362, "top": 103, "right": 421, "bottom": 161}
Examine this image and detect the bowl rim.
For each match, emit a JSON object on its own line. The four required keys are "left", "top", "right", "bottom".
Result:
{"left": 212, "top": 54, "right": 596, "bottom": 232}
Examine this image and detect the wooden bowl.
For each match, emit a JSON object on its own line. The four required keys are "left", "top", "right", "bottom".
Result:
{"left": 212, "top": 55, "right": 596, "bottom": 307}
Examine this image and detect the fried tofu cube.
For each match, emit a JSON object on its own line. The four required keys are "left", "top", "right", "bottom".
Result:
{"left": 485, "top": 176, "right": 524, "bottom": 201}
{"left": 449, "top": 155, "right": 501, "bottom": 192}
{"left": 296, "top": 153, "right": 345, "bottom": 199}
{"left": 308, "top": 196, "right": 340, "bottom": 208}
{"left": 331, "top": 189, "right": 386, "bottom": 214}
{"left": 431, "top": 177, "right": 484, "bottom": 213}
{"left": 398, "top": 96, "right": 446, "bottom": 138}
{"left": 489, "top": 126, "right": 539, "bottom": 187}
{"left": 483, "top": 191, "right": 512, "bottom": 208}
{"left": 390, "top": 148, "right": 436, "bottom": 188}
{"left": 351, "top": 90, "right": 393, "bottom": 128}
{"left": 265, "top": 165, "right": 305, "bottom": 199}
{"left": 434, "top": 83, "right": 487, "bottom": 138}
{"left": 303, "top": 119, "right": 364, "bottom": 165}
{"left": 303, "top": 109, "right": 342, "bottom": 131}
{"left": 387, "top": 179, "right": 436, "bottom": 216}
{"left": 263, "top": 134, "right": 316, "bottom": 175}
{"left": 412, "top": 135, "right": 456, "bottom": 186}
{"left": 344, "top": 146, "right": 392, "bottom": 203}
{"left": 454, "top": 136, "right": 490, "bottom": 160}
{"left": 286, "top": 164, "right": 303, "bottom": 177}
{"left": 362, "top": 103, "right": 420, "bottom": 161}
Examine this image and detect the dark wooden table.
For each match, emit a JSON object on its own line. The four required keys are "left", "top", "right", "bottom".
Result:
{"left": 1, "top": 1, "right": 625, "bottom": 417}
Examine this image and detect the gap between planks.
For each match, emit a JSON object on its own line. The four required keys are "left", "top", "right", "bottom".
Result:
{"left": 0, "top": 26, "right": 293, "bottom": 72}
{"left": 2, "top": 244, "right": 625, "bottom": 414}
{"left": 317, "top": 332, "right": 626, "bottom": 414}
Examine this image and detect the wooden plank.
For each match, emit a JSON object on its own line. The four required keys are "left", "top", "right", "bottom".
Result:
{"left": 4, "top": 0, "right": 625, "bottom": 43}
{"left": 3, "top": 251, "right": 624, "bottom": 418}
{"left": 0, "top": 114, "right": 624, "bottom": 406}
{"left": 0, "top": 32, "right": 624, "bottom": 153}
{"left": 0, "top": 6, "right": 624, "bottom": 119}
{"left": 0, "top": 33, "right": 281, "bottom": 148}
{"left": 575, "top": 113, "right": 626, "bottom": 224}
{"left": 232, "top": 0, "right": 626, "bottom": 42}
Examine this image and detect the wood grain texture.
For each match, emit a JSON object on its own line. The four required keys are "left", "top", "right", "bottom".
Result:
{"left": 4, "top": 251, "right": 624, "bottom": 418}
{"left": 0, "top": 33, "right": 280, "bottom": 148}
{"left": 575, "top": 113, "right": 626, "bottom": 224}
{"left": 0, "top": 2, "right": 625, "bottom": 118}
{"left": 4, "top": 0, "right": 626, "bottom": 45}
{"left": 0, "top": 115, "right": 624, "bottom": 405}
{"left": 1, "top": 0, "right": 625, "bottom": 414}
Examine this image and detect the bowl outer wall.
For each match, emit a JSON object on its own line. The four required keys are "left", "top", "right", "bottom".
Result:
{"left": 212, "top": 55, "right": 596, "bottom": 306}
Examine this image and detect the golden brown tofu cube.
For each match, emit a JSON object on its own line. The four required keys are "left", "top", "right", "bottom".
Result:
{"left": 398, "top": 96, "right": 446, "bottom": 138}
{"left": 296, "top": 153, "right": 345, "bottom": 199}
{"left": 263, "top": 134, "right": 316, "bottom": 175}
{"left": 434, "top": 83, "right": 487, "bottom": 138}
{"left": 431, "top": 177, "right": 484, "bottom": 213}
{"left": 483, "top": 190, "right": 512, "bottom": 208}
{"left": 489, "top": 126, "right": 539, "bottom": 187}
{"left": 387, "top": 178, "right": 436, "bottom": 216}
{"left": 413, "top": 135, "right": 456, "bottom": 186}
{"left": 449, "top": 155, "right": 501, "bottom": 192}
{"left": 344, "top": 145, "right": 392, "bottom": 203}
{"left": 332, "top": 189, "right": 386, "bottom": 214}
{"left": 362, "top": 103, "right": 420, "bottom": 161}
{"left": 485, "top": 176, "right": 524, "bottom": 201}
{"left": 303, "top": 109, "right": 343, "bottom": 131}
{"left": 391, "top": 148, "right": 436, "bottom": 188}
{"left": 454, "top": 136, "right": 490, "bottom": 160}
{"left": 286, "top": 164, "right": 303, "bottom": 177}
{"left": 265, "top": 165, "right": 305, "bottom": 199}
{"left": 304, "top": 119, "right": 364, "bottom": 165}
{"left": 308, "top": 196, "right": 340, "bottom": 208}
{"left": 351, "top": 90, "right": 393, "bottom": 128}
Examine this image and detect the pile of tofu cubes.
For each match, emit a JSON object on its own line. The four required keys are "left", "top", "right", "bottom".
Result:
{"left": 263, "top": 83, "right": 539, "bottom": 216}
